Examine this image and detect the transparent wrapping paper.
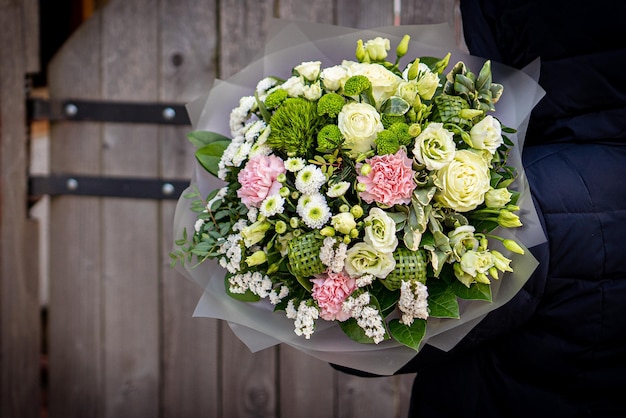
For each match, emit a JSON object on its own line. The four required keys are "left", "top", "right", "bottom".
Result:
{"left": 173, "top": 19, "right": 546, "bottom": 375}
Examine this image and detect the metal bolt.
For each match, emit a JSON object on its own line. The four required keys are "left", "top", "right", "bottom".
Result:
{"left": 162, "top": 182, "right": 175, "bottom": 196}
{"left": 66, "top": 178, "right": 79, "bottom": 191}
{"left": 162, "top": 107, "right": 176, "bottom": 121}
{"left": 64, "top": 103, "right": 78, "bottom": 117}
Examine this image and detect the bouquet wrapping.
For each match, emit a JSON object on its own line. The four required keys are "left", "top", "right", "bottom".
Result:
{"left": 172, "top": 20, "right": 546, "bottom": 375}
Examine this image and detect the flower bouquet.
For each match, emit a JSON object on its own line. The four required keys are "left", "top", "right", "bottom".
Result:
{"left": 172, "top": 20, "right": 545, "bottom": 375}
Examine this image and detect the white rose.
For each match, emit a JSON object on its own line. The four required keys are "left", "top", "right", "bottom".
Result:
{"left": 416, "top": 63, "right": 440, "bottom": 100}
{"left": 294, "top": 61, "right": 321, "bottom": 81}
{"left": 469, "top": 115, "right": 503, "bottom": 154}
{"left": 338, "top": 102, "right": 384, "bottom": 157}
{"left": 364, "top": 37, "right": 390, "bottom": 61}
{"left": 331, "top": 212, "right": 357, "bottom": 235}
{"left": 413, "top": 122, "right": 456, "bottom": 170}
{"left": 321, "top": 65, "right": 350, "bottom": 91}
{"left": 344, "top": 242, "right": 396, "bottom": 279}
{"left": 434, "top": 149, "right": 491, "bottom": 212}
{"left": 281, "top": 75, "right": 305, "bottom": 97}
{"left": 303, "top": 82, "right": 322, "bottom": 101}
{"left": 363, "top": 208, "right": 398, "bottom": 253}
{"left": 350, "top": 62, "right": 403, "bottom": 105}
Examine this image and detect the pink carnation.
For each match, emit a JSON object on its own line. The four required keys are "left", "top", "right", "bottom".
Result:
{"left": 311, "top": 270, "right": 357, "bottom": 321}
{"left": 237, "top": 155, "right": 285, "bottom": 207}
{"left": 357, "top": 148, "right": 416, "bottom": 206}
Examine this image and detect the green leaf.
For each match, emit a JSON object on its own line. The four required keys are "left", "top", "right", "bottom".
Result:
{"left": 426, "top": 278, "right": 459, "bottom": 318}
{"left": 338, "top": 318, "right": 376, "bottom": 344}
{"left": 195, "top": 141, "right": 230, "bottom": 177}
{"left": 451, "top": 280, "right": 492, "bottom": 301}
{"left": 369, "top": 281, "right": 399, "bottom": 317}
{"left": 389, "top": 318, "right": 426, "bottom": 351}
{"left": 380, "top": 96, "right": 410, "bottom": 116}
{"left": 187, "top": 131, "right": 231, "bottom": 148}
{"left": 224, "top": 275, "right": 260, "bottom": 302}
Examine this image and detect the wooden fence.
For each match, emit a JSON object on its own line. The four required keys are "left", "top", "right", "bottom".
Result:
{"left": 1, "top": 0, "right": 461, "bottom": 417}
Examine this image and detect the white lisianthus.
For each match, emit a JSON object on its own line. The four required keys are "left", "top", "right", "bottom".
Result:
{"left": 320, "top": 64, "right": 350, "bottom": 91}
{"left": 460, "top": 250, "right": 495, "bottom": 277}
{"left": 331, "top": 212, "right": 357, "bottom": 235}
{"left": 413, "top": 122, "right": 456, "bottom": 170}
{"left": 294, "top": 60, "right": 321, "bottom": 81}
{"left": 302, "top": 82, "right": 323, "bottom": 101}
{"left": 344, "top": 242, "right": 396, "bottom": 279}
{"left": 241, "top": 220, "right": 271, "bottom": 247}
{"left": 396, "top": 80, "right": 420, "bottom": 104}
{"left": 448, "top": 225, "right": 479, "bottom": 261}
{"left": 364, "top": 37, "right": 390, "bottom": 61}
{"left": 415, "top": 63, "right": 440, "bottom": 100}
{"left": 281, "top": 75, "right": 306, "bottom": 97}
{"left": 363, "top": 208, "right": 398, "bottom": 253}
{"left": 349, "top": 62, "right": 403, "bottom": 105}
{"left": 338, "top": 102, "right": 384, "bottom": 157}
{"left": 484, "top": 187, "right": 512, "bottom": 208}
{"left": 469, "top": 115, "right": 503, "bottom": 154}
{"left": 434, "top": 149, "right": 491, "bottom": 212}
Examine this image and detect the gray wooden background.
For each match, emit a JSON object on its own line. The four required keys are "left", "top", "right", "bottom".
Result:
{"left": 1, "top": 0, "right": 462, "bottom": 417}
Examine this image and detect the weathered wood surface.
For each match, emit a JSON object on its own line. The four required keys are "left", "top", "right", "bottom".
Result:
{"left": 45, "top": 1, "right": 458, "bottom": 417}
{"left": 0, "top": 0, "right": 40, "bottom": 417}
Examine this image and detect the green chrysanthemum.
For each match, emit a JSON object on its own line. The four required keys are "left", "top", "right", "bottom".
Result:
{"left": 381, "top": 113, "right": 405, "bottom": 128}
{"left": 343, "top": 75, "right": 372, "bottom": 96}
{"left": 267, "top": 98, "right": 319, "bottom": 156}
{"left": 317, "top": 92, "right": 345, "bottom": 117}
{"left": 264, "top": 89, "right": 288, "bottom": 109}
{"left": 388, "top": 122, "right": 413, "bottom": 146}
{"left": 317, "top": 124, "right": 343, "bottom": 151}
{"left": 375, "top": 130, "right": 400, "bottom": 155}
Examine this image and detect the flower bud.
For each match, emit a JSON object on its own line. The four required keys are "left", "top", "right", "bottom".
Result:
{"left": 349, "top": 228, "right": 360, "bottom": 239}
{"left": 356, "top": 182, "right": 367, "bottom": 192}
{"left": 407, "top": 59, "right": 421, "bottom": 80}
{"left": 491, "top": 250, "right": 513, "bottom": 272}
{"left": 396, "top": 35, "right": 410, "bottom": 59}
{"left": 360, "top": 163, "right": 372, "bottom": 176}
{"left": 331, "top": 212, "right": 356, "bottom": 235}
{"left": 245, "top": 250, "right": 267, "bottom": 266}
{"left": 343, "top": 235, "right": 352, "bottom": 245}
{"left": 320, "top": 226, "right": 336, "bottom": 237}
{"left": 275, "top": 220, "right": 287, "bottom": 234}
{"left": 276, "top": 173, "right": 287, "bottom": 183}
{"left": 355, "top": 39, "right": 367, "bottom": 62}
{"left": 408, "top": 123, "right": 422, "bottom": 137}
{"left": 279, "top": 186, "right": 291, "bottom": 198}
{"left": 503, "top": 239, "right": 525, "bottom": 255}
{"left": 485, "top": 187, "right": 512, "bottom": 208}
{"left": 291, "top": 191, "right": 300, "bottom": 200}
{"left": 350, "top": 205, "right": 364, "bottom": 219}
{"left": 459, "top": 109, "right": 483, "bottom": 120}
{"left": 290, "top": 217, "right": 299, "bottom": 228}
{"left": 498, "top": 210, "right": 523, "bottom": 228}
{"left": 266, "top": 263, "right": 280, "bottom": 275}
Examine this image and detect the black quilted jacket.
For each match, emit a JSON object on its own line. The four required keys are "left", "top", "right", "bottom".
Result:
{"left": 402, "top": 1, "right": 626, "bottom": 416}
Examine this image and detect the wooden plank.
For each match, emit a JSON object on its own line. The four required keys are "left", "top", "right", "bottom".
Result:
{"left": 277, "top": 0, "right": 334, "bottom": 24}
{"left": 0, "top": 2, "right": 40, "bottom": 418}
{"left": 336, "top": 0, "right": 395, "bottom": 28}
{"left": 21, "top": 0, "right": 40, "bottom": 73}
{"left": 400, "top": 0, "right": 456, "bottom": 25}
{"left": 158, "top": 0, "right": 220, "bottom": 417}
{"left": 47, "top": 9, "right": 104, "bottom": 418}
{"left": 99, "top": 0, "right": 160, "bottom": 417}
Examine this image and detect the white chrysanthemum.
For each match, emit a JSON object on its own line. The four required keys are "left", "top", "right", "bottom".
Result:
{"left": 399, "top": 280, "right": 429, "bottom": 325}
{"left": 295, "top": 164, "right": 326, "bottom": 194}
{"left": 248, "top": 142, "right": 272, "bottom": 158}
{"left": 326, "top": 181, "right": 351, "bottom": 198}
{"left": 296, "top": 193, "right": 326, "bottom": 218}
{"left": 300, "top": 198, "right": 331, "bottom": 229}
{"left": 231, "top": 141, "right": 252, "bottom": 167}
{"left": 260, "top": 194, "right": 285, "bottom": 218}
{"left": 285, "top": 157, "right": 306, "bottom": 172}
{"left": 229, "top": 96, "right": 257, "bottom": 136}
{"left": 256, "top": 77, "right": 278, "bottom": 99}
{"left": 244, "top": 120, "right": 266, "bottom": 142}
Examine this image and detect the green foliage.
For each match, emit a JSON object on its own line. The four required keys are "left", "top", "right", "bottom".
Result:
{"left": 195, "top": 141, "right": 230, "bottom": 177}
{"left": 389, "top": 318, "right": 426, "bottom": 351}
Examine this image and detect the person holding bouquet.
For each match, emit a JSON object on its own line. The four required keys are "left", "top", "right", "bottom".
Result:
{"left": 397, "top": 0, "right": 626, "bottom": 416}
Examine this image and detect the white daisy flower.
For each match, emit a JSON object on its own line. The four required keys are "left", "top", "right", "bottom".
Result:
{"left": 301, "top": 199, "right": 331, "bottom": 229}
{"left": 295, "top": 164, "right": 326, "bottom": 194}
{"left": 284, "top": 157, "right": 306, "bottom": 172}
{"left": 260, "top": 194, "right": 285, "bottom": 218}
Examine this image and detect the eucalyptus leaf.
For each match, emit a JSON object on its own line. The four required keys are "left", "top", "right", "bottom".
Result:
{"left": 389, "top": 318, "right": 426, "bottom": 351}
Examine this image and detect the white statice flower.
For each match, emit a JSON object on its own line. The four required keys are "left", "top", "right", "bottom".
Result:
{"left": 206, "top": 186, "right": 228, "bottom": 211}
{"left": 284, "top": 157, "right": 306, "bottom": 172}
{"left": 331, "top": 241, "right": 348, "bottom": 273}
{"left": 194, "top": 218, "right": 205, "bottom": 233}
{"left": 343, "top": 292, "right": 386, "bottom": 343}
{"left": 399, "top": 280, "right": 429, "bottom": 325}
{"left": 260, "top": 194, "right": 285, "bottom": 218}
{"left": 247, "top": 206, "right": 258, "bottom": 223}
{"left": 232, "top": 219, "right": 248, "bottom": 233}
{"left": 229, "top": 96, "right": 257, "bottom": 136}
{"left": 319, "top": 237, "right": 336, "bottom": 267}
{"left": 269, "top": 285, "right": 289, "bottom": 305}
{"left": 295, "top": 164, "right": 326, "bottom": 195}
{"left": 218, "top": 233, "right": 243, "bottom": 274}
{"left": 326, "top": 181, "right": 351, "bottom": 198}
{"left": 228, "top": 271, "right": 273, "bottom": 298}
{"left": 356, "top": 274, "right": 374, "bottom": 287}
{"left": 319, "top": 237, "right": 348, "bottom": 273}
{"left": 286, "top": 300, "right": 319, "bottom": 339}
